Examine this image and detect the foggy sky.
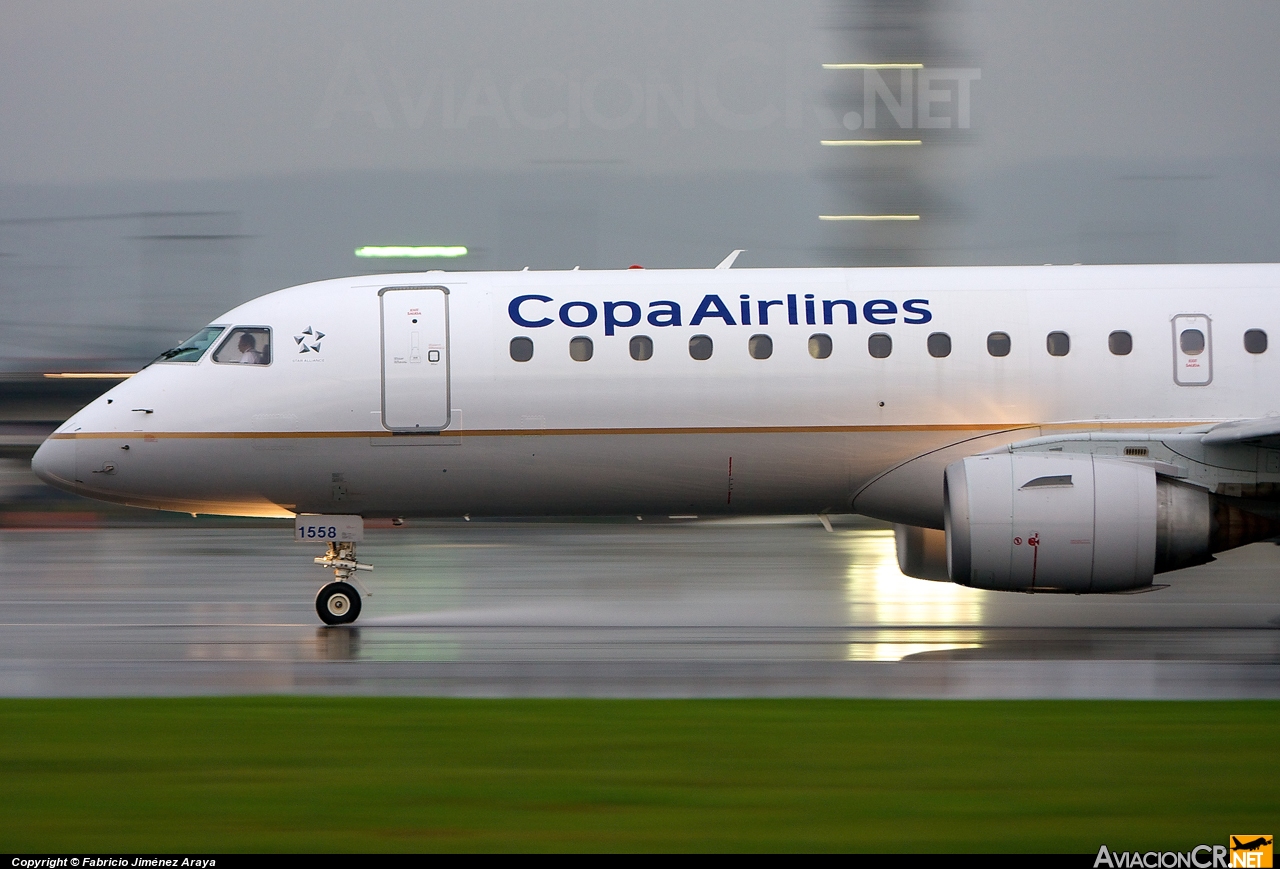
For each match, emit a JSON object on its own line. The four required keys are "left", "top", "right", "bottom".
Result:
{"left": 4, "top": 0, "right": 1280, "bottom": 372}
{"left": 2, "top": 1, "right": 1279, "bottom": 185}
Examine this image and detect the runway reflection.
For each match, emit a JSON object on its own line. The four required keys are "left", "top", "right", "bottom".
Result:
{"left": 0, "top": 520, "right": 1277, "bottom": 696}
{"left": 839, "top": 528, "right": 985, "bottom": 660}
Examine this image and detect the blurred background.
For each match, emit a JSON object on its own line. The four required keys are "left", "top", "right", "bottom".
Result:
{"left": 4, "top": 0, "right": 1280, "bottom": 515}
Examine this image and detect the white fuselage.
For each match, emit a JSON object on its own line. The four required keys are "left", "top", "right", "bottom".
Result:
{"left": 31, "top": 263, "right": 1280, "bottom": 521}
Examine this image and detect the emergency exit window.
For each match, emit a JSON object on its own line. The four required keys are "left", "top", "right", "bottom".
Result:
{"left": 1180, "top": 329, "right": 1205, "bottom": 355}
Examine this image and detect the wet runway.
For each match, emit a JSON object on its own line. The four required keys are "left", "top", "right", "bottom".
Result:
{"left": 2, "top": 516, "right": 1279, "bottom": 698}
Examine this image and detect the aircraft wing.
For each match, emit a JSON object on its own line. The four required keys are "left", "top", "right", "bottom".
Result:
{"left": 1200, "top": 416, "right": 1280, "bottom": 446}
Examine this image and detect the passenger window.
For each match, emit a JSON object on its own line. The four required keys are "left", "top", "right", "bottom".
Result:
{"left": 927, "top": 332, "right": 951, "bottom": 358}
{"left": 154, "top": 326, "right": 225, "bottom": 364}
{"left": 510, "top": 337, "right": 534, "bottom": 362}
{"left": 808, "top": 333, "right": 832, "bottom": 359}
{"left": 1046, "top": 331, "right": 1070, "bottom": 357}
{"left": 213, "top": 328, "right": 271, "bottom": 364}
{"left": 1244, "top": 329, "right": 1268, "bottom": 354}
{"left": 748, "top": 334, "right": 773, "bottom": 360}
{"left": 1108, "top": 331, "right": 1133, "bottom": 356}
{"left": 868, "top": 333, "right": 892, "bottom": 359}
{"left": 689, "top": 334, "right": 713, "bottom": 360}
{"left": 987, "top": 332, "right": 1011, "bottom": 357}
{"left": 1180, "top": 329, "right": 1205, "bottom": 355}
{"left": 569, "top": 336, "right": 593, "bottom": 362}
{"left": 630, "top": 335, "right": 653, "bottom": 361}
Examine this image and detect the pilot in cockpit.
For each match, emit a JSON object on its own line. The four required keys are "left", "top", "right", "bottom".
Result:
{"left": 210, "top": 327, "right": 270, "bottom": 365}
{"left": 236, "top": 332, "right": 263, "bottom": 364}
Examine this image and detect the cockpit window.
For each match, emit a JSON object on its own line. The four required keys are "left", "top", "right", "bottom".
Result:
{"left": 153, "top": 326, "right": 225, "bottom": 364}
{"left": 213, "top": 328, "right": 272, "bottom": 365}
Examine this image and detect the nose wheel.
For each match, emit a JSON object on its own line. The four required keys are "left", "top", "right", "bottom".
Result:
{"left": 316, "top": 581, "right": 361, "bottom": 625}
{"left": 313, "top": 540, "right": 373, "bottom": 626}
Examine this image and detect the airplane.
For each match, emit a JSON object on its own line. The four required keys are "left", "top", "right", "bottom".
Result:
{"left": 1232, "top": 838, "right": 1273, "bottom": 852}
{"left": 30, "top": 259, "right": 1280, "bottom": 625}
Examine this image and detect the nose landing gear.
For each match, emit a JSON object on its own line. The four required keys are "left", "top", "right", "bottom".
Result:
{"left": 312, "top": 539, "right": 373, "bottom": 626}
{"left": 316, "top": 579, "right": 362, "bottom": 625}
{"left": 297, "top": 516, "right": 373, "bottom": 626}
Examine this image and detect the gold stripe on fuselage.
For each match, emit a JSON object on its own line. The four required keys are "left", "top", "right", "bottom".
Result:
{"left": 47, "top": 420, "right": 1197, "bottom": 440}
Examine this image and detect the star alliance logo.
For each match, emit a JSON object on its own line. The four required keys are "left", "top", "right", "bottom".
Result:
{"left": 294, "top": 326, "right": 325, "bottom": 354}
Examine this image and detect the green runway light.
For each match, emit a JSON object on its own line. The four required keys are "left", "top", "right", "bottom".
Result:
{"left": 354, "top": 245, "right": 468, "bottom": 258}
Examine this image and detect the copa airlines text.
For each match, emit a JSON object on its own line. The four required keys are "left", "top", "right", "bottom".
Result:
{"left": 507, "top": 292, "right": 933, "bottom": 332}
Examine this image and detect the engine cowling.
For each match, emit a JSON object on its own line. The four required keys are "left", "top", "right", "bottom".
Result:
{"left": 894, "top": 524, "right": 950, "bottom": 581}
{"left": 941, "top": 452, "right": 1276, "bottom": 593}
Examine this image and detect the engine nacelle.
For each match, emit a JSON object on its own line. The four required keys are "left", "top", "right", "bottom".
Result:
{"left": 894, "top": 524, "right": 950, "bottom": 582}
{"left": 941, "top": 452, "right": 1275, "bottom": 593}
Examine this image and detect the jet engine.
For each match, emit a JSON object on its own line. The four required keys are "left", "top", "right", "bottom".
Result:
{"left": 940, "top": 452, "right": 1277, "bottom": 593}
{"left": 894, "top": 524, "right": 950, "bottom": 582}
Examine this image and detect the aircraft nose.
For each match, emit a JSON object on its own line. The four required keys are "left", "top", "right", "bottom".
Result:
{"left": 31, "top": 436, "right": 77, "bottom": 493}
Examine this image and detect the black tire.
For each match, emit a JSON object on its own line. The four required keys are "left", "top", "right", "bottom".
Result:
{"left": 316, "top": 581, "right": 361, "bottom": 625}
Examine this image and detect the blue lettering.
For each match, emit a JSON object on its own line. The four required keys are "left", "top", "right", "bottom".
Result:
{"left": 864, "top": 299, "right": 897, "bottom": 325}
{"left": 690, "top": 294, "right": 736, "bottom": 326}
{"left": 509, "top": 294, "right": 554, "bottom": 328}
{"left": 603, "top": 301, "right": 641, "bottom": 336}
{"left": 512, "top": 294, "right": 926, "bottom": 331}
{"left": 822, "top": 299, "right": 857, "bottom": 325}
{"left": 559, "top": 301, "right": 598, "bottom": 328}
{"left": 758, "top": 299, "right": 785, "bottom": 325}
{"left": 902, "top": 298, "right": 932, "bottom": 324}
{"left": 648, "top": 300, "right": 682, "bottom": 327}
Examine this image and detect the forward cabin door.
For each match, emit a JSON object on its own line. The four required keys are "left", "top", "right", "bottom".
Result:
{"left": 1172, "top": 313, "right": 1212, "bottom": 386}
{"left": 380, "top": 286, "right": 450, "bottom": 430}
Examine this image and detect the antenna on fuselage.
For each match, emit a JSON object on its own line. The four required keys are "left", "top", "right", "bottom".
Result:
{"left": 715, "top": 250, "right": 745, "bottom": 269}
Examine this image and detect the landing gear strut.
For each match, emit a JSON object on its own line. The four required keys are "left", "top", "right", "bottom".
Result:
{"left": 314, "top": 541, "right": 373, "bottom": 626}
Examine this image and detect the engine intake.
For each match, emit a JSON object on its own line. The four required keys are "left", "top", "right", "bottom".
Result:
{"left": 943, "top": 453, "right": 1277, "bottom": 593}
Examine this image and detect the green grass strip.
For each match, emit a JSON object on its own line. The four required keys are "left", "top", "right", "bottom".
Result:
{"left": 0, "top": 698, "right": 1274, "bottom": 852}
